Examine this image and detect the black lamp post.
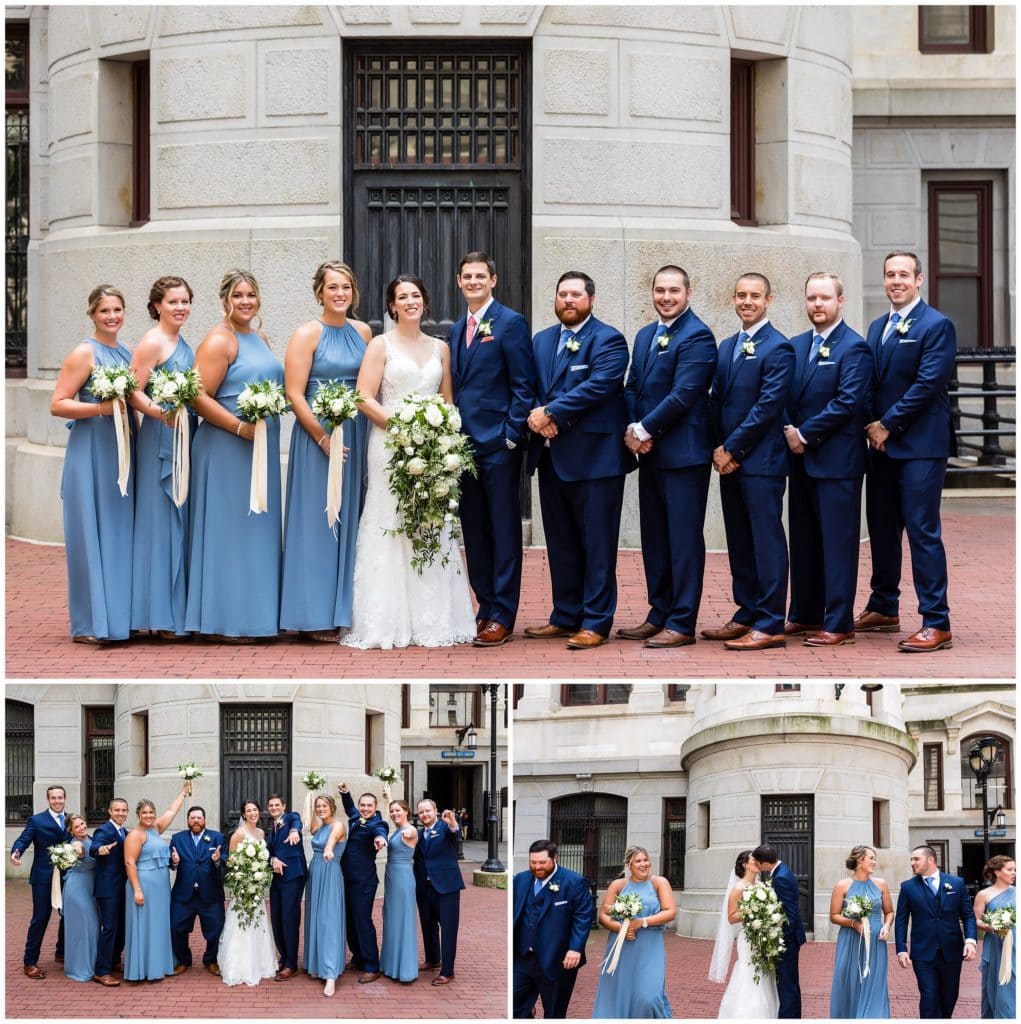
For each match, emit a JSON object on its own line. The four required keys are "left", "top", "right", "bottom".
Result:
{"left": 479, "top": 684, "right": 505, "bottom": 873}
{"left": 968, "top": 736, "right": 1002, "bottom": 866}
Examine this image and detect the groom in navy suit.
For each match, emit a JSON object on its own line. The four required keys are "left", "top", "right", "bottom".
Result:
{"left": 857, "top": 251, "right": 957, "bottom": 653}
{"left": 513, "top": 839, "right": 593, "bottom": 1018}
{"left": 449, "top": 252, "right": 534, "bottom": 647}
{"left": 895, "top": 844, "right": 977, "bottom": 1018}
{"left": 90, "top": 796, "right": 131, "bottom": 986}
{"left": 752, "top": 844, "right": 806, "bottom": 1018}
{"left": 524, "top": 271, "right": 636, "bottom": 649}
{"left": 168, "top": 806, "right": 225, "bottom": 974}
{"left": 265, "top": 794, "right": 306, "bottom": 980}
{"left": 9, "top": 785, "right": 71, "bottom": 978}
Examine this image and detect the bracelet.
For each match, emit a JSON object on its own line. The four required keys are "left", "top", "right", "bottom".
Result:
{"left": 134, "top": 888, "right": 143, "bottom": 894}
{"left": 317, "top": 435, "right": 328, "bottom": 449}
{"left": 236, "top": 422, "right": 243, "bottom": 436}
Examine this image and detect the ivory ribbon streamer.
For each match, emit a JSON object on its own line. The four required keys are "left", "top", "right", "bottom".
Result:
{"left": 325, "top": 424, "right": 344, "bottom": 527}
{"left": 999, "top": 928, "right": 1013, "bottom": 985}
{"left": 113, "top": 396, "right": 131, "bottom": 497}
{"left": 50, "top": 865, "right": 63, "bottom": 911}
{"left": 249, "top": 418, "right": 268, "bottom": 514}
{"left": 857, "top": 916, "right": 871, "bottom": 981}
{"left": 600, "top": 920, "right": 631, "bottom": 976}
{"left": 172, "top": 408, "right": 191, "bottom": 508}
{"left": 302, "top": 790, "right": 315, "bottom": 835}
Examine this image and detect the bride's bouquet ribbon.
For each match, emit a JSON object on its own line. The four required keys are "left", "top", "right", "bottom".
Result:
{"left": 50, "top": 866, "right": 63, "bottom": 912}
{"left": 249, "top": 418, "right": 269, "bottom": 514}
{"left": 310, "top": 381, "right": 363, "bottom": 529}
{"left": 171, "top": 408, "right": 191, "bottom": 507}
{"left": 325, "top": 424, "right": 344, "bottom": 528}
{"left": 858, "top": 916, "right": 871, "bottom": 981}
{"left": 601, "top": 922, "right": 629, "bottom": 976}
{"left": 999, "top": 928, "right": 1013, "bottom": 985}
{"left": 113, "top": 397, "right": 132, "bottom": 496}
{"left": 236, "top": 380, "right": 289, "bottom": 516}
{"left": 600, "top": 891, "right": 646, "bottom": 976}
{"left": 87, "top": 364, "right": 138, "bottom": 497}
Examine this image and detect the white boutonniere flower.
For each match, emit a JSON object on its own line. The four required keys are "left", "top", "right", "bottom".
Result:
{"left": 657, "top": 332, "right": 673, "bottom": 350}
{"left": 943, "top": 881, "right": 953, "bottom": 892}
{"left": 895, "top": 318, "right": 914, "bottom": 336}
{"left": 476, "top": 318, "right": 494, "bottom": 336}
{"left": 818, "top": 344, "right": 830, "bottom": 359}
{"left": 548, "top": 883, "right": 560, "bottom": 893}
{"left": 202, "top": 834, "right": 211, "bottom": 843}
{"left": 565, "top": 338, "right": 581, "bottom": 353}
{"left": 428, "top": 829, "right": 437, "bottom": 838}
{"left": 742, "top": 338, "right": 756, "bottom": 356}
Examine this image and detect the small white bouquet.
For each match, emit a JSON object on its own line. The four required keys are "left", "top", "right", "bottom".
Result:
{"left": 300, "top": 769, "right": 327, "bottom": 829}
{"left": 843, "top": 893, "right": 876, "bottom": 980}
{"left": 178, "top": 762, "right": 203, "bottom": 780}
{"left": 600, "top": 890, "right": 647, "bottom": 976}
{"left": 236, "top": 380, "right": 290, "bottom": 514}
{"left": 375, "top": 765, "right": 401, "bottom": 786}
{"left": 88, "top": 363, "right": 138, "bottom": 496}
{"left": 983, "top": 905, "right": 1016, "bottom": 984}
{"left": 739, "top": 881, "right": 788, "bottom": 985}
{"left": 311, "top": 381, "right": 364, "bottom": 528}
{"left": 301, "top": 770, "right": 327, "bottom": 791}
{"left": 147, "top": 367, "right": 202, "bottom": 507}
{"left": 223, "top": 835, "right": 271, "bottom": 929}
{"left": 48, "top": 842, "right": 80, "bottom": 872}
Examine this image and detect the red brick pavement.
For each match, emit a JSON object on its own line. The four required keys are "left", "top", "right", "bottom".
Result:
{"left": 4, "top": 865, "right": 507, "bottom": 1018}
{"left": 558, "top": 930, "right": 982, "bottom": 1019}
{"left": 6, "top": 497, "right": 1012, "bottom": 679}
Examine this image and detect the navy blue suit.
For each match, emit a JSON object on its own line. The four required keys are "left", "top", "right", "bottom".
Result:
{"left": 625, "top": 308, "right": 717, "bottom": 635}
{"left": 785, "top": 321, "right": 872, "bottom": 633}
{"left": 709, "top": 322, "right": 796, "bottom": 634}
{"left": 895, "top": 871, "right": 977, "bottom": 1018}
{"left": 513, "top": 864, "right": 592, "bottom": 1018}
{"left": 169, "top": 828, "right": 226, "bottom": 967}
{"left": 266, "top": 811, "right": 307, "bottom": 970}
{"left": 864, "top": 298, "right": 957, "bottom": 629}
{"left": 765, "top": 861, "right": 806, "bottom": 1018}
{"left": 527, "top": 316, "right": 636, "bottom": 636}
{"left": 450, "top": 299, "right": 534, "bottom": 630}
{"left": 90, "top": 820, "right": 128, "bottom": 975}
{"left": 339, "top": 790, "right": 389, "bottom": 972}
{"left": 413, "top": 818, "right": 465, "bottom": 977}
{"left": 11, "top": 810, "right": 70, "bottom": 966}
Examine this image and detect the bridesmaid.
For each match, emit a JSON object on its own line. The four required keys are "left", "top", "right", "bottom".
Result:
{"left": 62, "top": 814, "right": 99, "bottom": 982}
{"left": 303, "top": 796, "right": 347, "bottom": 997}
{"left": 828, "top": 844, "right": 893, "bottom": 1018}
{"left": 185, "top": 269, "right": 284, "bottom": 641}
{"left": 129, "top": 275, "right": 196, "bottom": 639}
{"left": 123, "top": 785, "right": 190, "bottom": 982}
{"left": 975, "top": 855, "right": 1016, "bottom": 1019}
{"left": 280, "top": 261, "right": 371, "bottom": 640}
{"left": 380, "top": 799, "right": 418, "bottom": 983}
{"left": 592, "top": 845, "right": 675, "bottom": 1018}
{"left": 49, "top": 285, "right": 135, "bottom": 644}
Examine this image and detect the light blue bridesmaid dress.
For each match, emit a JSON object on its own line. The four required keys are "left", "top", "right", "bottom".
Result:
{"left": 829, "top": 878, "right": 889, "bottom": 1018}
{"left": 61, "top": 337, "right": 135, "bottom": 640}
{"left": 981, "top": 886, "right": 1016, "bottom": 1019}
{"left": 124, "top": 828, "right": 174, "bottom": 980}
{"left": 380, "top": 829, "right": 418, "bottom": 982}
{"left": 185, "top": 332, "right": 283, "bottom": 637}
{"left": 280, "top": 322, "right": 367, "bottom": 631}
{"left": 303, "top": 824, "right": 347, "bottom": 981}
{"left": 62, "top": 847, "right": 99, "bottom": 981}
{"left": 592, "top": 878, "right": 672, "bottom": 1018}
{"left": 131, "top": 336, "right": 195, "bottom": 636}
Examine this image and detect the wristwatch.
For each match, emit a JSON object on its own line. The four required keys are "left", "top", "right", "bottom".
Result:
{"left": 544, "top": 406, "right": 556, "bottom": 422}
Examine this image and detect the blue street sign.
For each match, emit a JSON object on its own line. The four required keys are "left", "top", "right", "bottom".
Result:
{"left": 440, "top": 750, "right": 476, "bottom": 759}
{"left": 974, "top": 830, "right": 1008, "bottom": 837}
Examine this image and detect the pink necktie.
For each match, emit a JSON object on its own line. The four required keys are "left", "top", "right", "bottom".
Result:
{"left": 466, "top": 315, "right": 477, "bottom": 348}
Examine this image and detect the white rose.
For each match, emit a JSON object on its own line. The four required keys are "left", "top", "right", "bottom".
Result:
{"left": 248, "top": 884, "right": 257, "bottom": 893}
{"left": 113, "top": 375, "right": 129, "bottom": 395}
{"left": 444, "top": 513, "right": 453, "bottom": 522}
{"left": 752, "top": 919, "right": 762, "bottom": 930}
{"left": 449, "top": 409, "right": 462, "bottom": 430}
{"left": 448, "top": 499, "right": 458, "bottom": 510}
{"left": 389, "top": 425, "right": 399, "bottom": 435}
{"left": 407, "top": 457, "right": 427, "bottom": 476}
{"left": 423, "top": 403, "right": 444, "bottom": 427}
{"left": 411, "top": 429, "right": 426, "bottom": 446}
{"left": 164, "top": 382, "right": 179, "bottom": 398}
{"left": 259, "top": 849, "right": 269, "bottom": 860}
{"left": 330, "top": 399, "right": 346, "bottom": 415}
{"left": 404, "top": 446, "right": 415, "bottom": 455}
{"left": 399, "top": 405, "right": 416, "bottom": 422}
{"left": 771, "top": 912, "right": 781, "bottom": 922}
{"left": 437, "top": 435, "right": 453, "bottom": 453}
{"left": 256, "top": 392, "right": 271, "bottom": 409}
{"left": 245, "top": 845, "right": 257, "bottom": 858}
{"left": 239, "top": 387, "right": 253, "bottom": 405}
{"left": 756, "top": 888, "right": 767, "bottom": 901}
{"left": 433, "top": 480, "right": 450, "bottom": 497}
{"left": 443, "top": 453, "right": 461, "bottom": 471}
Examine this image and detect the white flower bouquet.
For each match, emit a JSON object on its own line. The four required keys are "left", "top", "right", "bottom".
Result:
{"left": 48, "top": 842, "right": 80, "bottom": 872}
{"left": 383, "top": 392, "right": 476, "bottom": 573}
{"left": 88, "top": 363, "right": 138, "bottom": 496}
{"left": 311, "top": 381, "right": 364, "bottom": 528}
{"left": 236, "top": 379, "right": 289, "bottom": 514}
{"left": 600, "top": 890, "right": 647, "bottom": 976}
{"left": 224, "top": 835, "right": 271, "bottom": 929}
{"left": 301, "top": 770, "right": 327, "bottom": 791}
{"left": 983, "top": 905, "right": 1016, "bottom": 984}
{"left": 300, "top": 770, "right": 327, "bottom": 833}
{"left": 843, "top": 893, "right": 876, "bottom": 979}
{"left": 147, "top": 367, "right": 202, "bottom": 507}
{"left": 375, "top": 765, "right": 401, "bottom": 786}
{"left": 178, "top": 762, "right": 203, "bottom": 780}
{"left": 739, "top": 880, "right": 788, "bottom": 984}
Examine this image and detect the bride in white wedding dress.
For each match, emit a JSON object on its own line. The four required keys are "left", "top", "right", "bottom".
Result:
{"left": 709, "top": 850, "right": 779, "bottom": 1019}
{"left": 341, "top": 273, "right": 476, "bottom": 650}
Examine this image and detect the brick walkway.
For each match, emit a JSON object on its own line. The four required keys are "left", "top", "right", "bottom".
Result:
{"left": 5, "top": 862, "right": 506, "bottom": 1018}
{"left": 558, "top": 930, "right": 982, "bottom": 1019}
{"left": 6, "top": 497, "right": 1012, "bottom": 678}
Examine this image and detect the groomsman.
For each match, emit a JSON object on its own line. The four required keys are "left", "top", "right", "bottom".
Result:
{"left": 413, "top": 800, "right": 465, "bottom": 986}
{"left": 9, "top": 785, "right": 71, "bottom": 978}
{"left": 449, "top": 251, "right": 534, "bottom": 647}
{"left": 619, "top": 264, "right": 717, "bottom": 647}
{"left": 704, "top": 273, "right": 795, "bottom": 650}
{"left": 265, "top": 794, "right": 306, "bottom": 980}
{"left": 338, "top": 782, "right": 388, "bottom": 982}
{"left": 90, "top": 796, "right": 131, "bottom": 986}
{"left": 857, "top": 251, "right": 957, "bottom": 652}
{"left": 524, "top": 271, "right": 636, "bottom": 649}
{"left": 783, "top": 272, "right": 872, "bottom": 646}
{"left": 168, "top": 806, "right": 225, "bottom": 975}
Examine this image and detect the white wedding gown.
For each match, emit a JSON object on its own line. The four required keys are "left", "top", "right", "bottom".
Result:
{"left": 718, "top": 930, "right": 779, "bottom": 1019}
{"left": 217, "top": 836, "right": 278, "bottom": 987}
{"left": 341, "top": 337, "right": 476, "bottom": 649}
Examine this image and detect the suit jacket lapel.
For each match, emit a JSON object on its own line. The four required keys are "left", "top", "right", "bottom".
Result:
{"left": 552, "top": 320, "right": 589, "bottom": 389}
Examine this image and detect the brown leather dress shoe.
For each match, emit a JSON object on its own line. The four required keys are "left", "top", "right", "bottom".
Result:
{"left": 898, "top": 627, "right": 953, "bottom": 652}
{"left": 173, "top": 964, "right": 189, "bottom": 975}
{"left": 93, "top": 974, "right": 121, "bottom": 987}
{"left": 784, "top": 621, "right": 821, "bottom": 637}
{"left": 565, "top": 629, "right": 607, "bottom": 649}
{"left": 804, "top": 631, "right": 855, "bottom": 647}
{"left": 474, "top": 621, "right": 512, "bottom": 647}
{"left": 359, "top": 971, "right": 382, "bottom": 984}
{"left": 432, "top": 975, "right": 455, "bottom": 986}
{"left": 475, "top": 618, "right": 490, "bottom": 637}
{"left": 723, "top": 629, "right": 786, "bottom": 651}
{"left": 700, "top": 619, "right": 751, "bottom": 641}
{"left": 853, "top": 610, "right": 901, "bottom": 632}
{"left": 23, "top": 964, "right": 45, "bottom": 979}
{"left": 523, "top": 623, "right": 574, "bottom": 639}
{"left": 420, "top": 960, "right": 441, "bottom": 971}
{"left": 615, "top": 621, "right": 659, "bottom": 640}
{"left": 275, "top": 967, "right": 295, "bottom": 980}
{"left": 205, "top": 963, "right": 220, "bottom": 976}
{"left": 643, "top": 629, "right": 695, "bottom": 649}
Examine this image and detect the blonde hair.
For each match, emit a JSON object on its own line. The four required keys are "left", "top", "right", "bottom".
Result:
{"left": 86, "top": 285, "right": 126, "bottom": 317}
{"left": 623, "top": 845, "right": 650, "bottom": 876}
{"left": 66, "top": 813, "right": 88, "bottom": 834}
{"left": 313, "top": 261, "right": 361, "bottom": 314}
{"left": 314, "top": 794, "right": 337, "bottom": 818}
{"left": 804, "top": 271, "right": 845, "bottom": 297}
{"left": 846, "top": 845, "right": 875, "bottom": 870}
{"left": 218, "top": 269, "right": 263, "bottom": 332}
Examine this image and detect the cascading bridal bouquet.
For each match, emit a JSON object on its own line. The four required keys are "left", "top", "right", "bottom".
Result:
{"left": 384, "top": 393, "right": 476, "bottom": 573}
{"left": 738, "top": 881, "right": 788, "bottom": 984}
{"left": 237, "top": 380, "right": 290, "bottom": 514}
{"left": 310, "top": 381, "right": 364, "bottom": 528}
{"left": 982, "top": 904, "right": 1016, "bottom": 984}
{"left": 224, "top": 835, "right": 272, "bottom": 929}
{"left": 147, "top": 367, "right": 202, "bottom": 507}
{"left": 600, "top": 890, "right": 646, "bottom": 976}
{"left": 301, "top": 769, "right": 327, "bottom": 832}
{"left": 88, "top": 363, "right": 138, "bottom": 496}
{"left": 48, "top": 842, "right": 80, "bottom": 911}
{"left": 843, "top": 893, "right": 875, "bottom": 980}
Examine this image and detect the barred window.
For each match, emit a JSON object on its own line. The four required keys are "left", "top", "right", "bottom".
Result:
{"left": 549, "top": 792, "right": 628, "bottom": 886}
{"left": 6, "top": 699, "right": 34, "bottom": 823}
{"left": 923, "top": 743, "right": 944, "bottom": 811}
{"left": 662, "top": 798, "right": 686, "bottom": 888}
{"left": 560, "top": 684, "right": 631, "bottom": 707}
{"left": 84, "top": 707, "right": 115, "bottom": 824}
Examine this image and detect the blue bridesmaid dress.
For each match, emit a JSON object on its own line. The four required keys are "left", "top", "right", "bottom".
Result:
{"left": 981, "top": 886, "right": 1016, "bottom": 1019}
{"left": 280, "top": 322, "right": 367, "bottom": 631}
{"left": 829, "top": 878, "right": 889, "bottom": 1018}
{"left": 592, "top": 878, "right": 672, "bottom": 1018}
{"left": 124, "top": 828, "right": 174, "bottom": 980}
{"left": 303, "top": 824, "right": 347, "bottom": 980}
{"left": 185, "top": 332, "right": 283, "bottom": 637}
{"left": 380, "top": 829, "right": 418, "bottom": 982}
{"left": 131, "top": 336, "right": 195, "bottom": 636}
{"left": 61, "top": 337, "right": 135, "bottom": 640}
{"left": 62, "top": 847, "right": 99, "bottom": 981}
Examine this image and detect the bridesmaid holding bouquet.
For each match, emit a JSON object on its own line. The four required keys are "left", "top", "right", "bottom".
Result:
{"left": 975, "top": 855, "right": 1016, "bottom": 1019}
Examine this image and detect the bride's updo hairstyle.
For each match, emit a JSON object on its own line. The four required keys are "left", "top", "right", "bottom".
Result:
{"left": 734, "top": 850, "right": 752, "bottom": 879}
{"left": 622, "top": 845, "right": 650, "bottom": 877}
{"left": 846, "top": 844, "right": 874, "bottom": 870}
{"left": 386, "top": 273, "right": 430, "bottom": 322}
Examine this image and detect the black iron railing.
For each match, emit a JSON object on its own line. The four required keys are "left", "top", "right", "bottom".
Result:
{"left": 948, "top": 347, "right": 1015, "bottom": 479}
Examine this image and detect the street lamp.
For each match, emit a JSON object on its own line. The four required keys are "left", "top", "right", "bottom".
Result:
{"left": 479, "top": 684, "right": 505, "bottom": 873}
{"left": 968, "top": 736, "right": 1002, "bottom": 865}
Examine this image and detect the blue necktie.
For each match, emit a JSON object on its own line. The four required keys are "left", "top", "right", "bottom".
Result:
{"left": 733, "top": 331, "right": 750, "bottom": 364}
{"left": 881, "top": 312, "right": 901, "bottom": 346}
{"left": 118, "top": 827, "right": 125, "bottom": 841}
{"left": 58, "top": 813, "right": 65, "bottom": 830}
{"left": 192, "top": 833, "right": 200, "bottom": 847}
{"left": 926, "top": 874, "right": 937, "bottom": 895}
{"left": 809, "top": 334, "right": 824, "bottom": 362}
{"left": 553, "top": 330, "right": 575, "bottom": 376}
{"left": 557, "top": 330, "right": 574, "bottom": 355}
{"left": 647, "top": 323, "right": 670, "bottom": 367}
{"left": 533, "top": 878, "right": 542, "bottom": 896}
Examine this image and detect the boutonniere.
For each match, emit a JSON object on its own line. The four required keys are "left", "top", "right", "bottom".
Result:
{"left": 202, "top": 834, "right": 211, "bottom": 843}
{"left": 565, "top": 337, "right": 581, "bottom": 353}
{"left": 895, "top": 317, "right": 914, "bottom": 336}
{"left": 657, "top": 332, "right": 673, "bottom": 350}
{"left": 359, "top": 817, "right": 369, "bottom": 825}
{"left": 742, "top": 338, "right": 756, "bottom": 356}
{"left": 476, "top": 318, "right": 494, "bottom": 336}
{"left": 943, "top": 881, "right": 953, "bottom": 892}
{"left": 427, "top": 828, "right": 437, "bottom": 838}
{"left": 548, "top": 883, "right": 560, "bottom": 893}
{"left": 818, "top": 344, "right": 830, "bottom": 359}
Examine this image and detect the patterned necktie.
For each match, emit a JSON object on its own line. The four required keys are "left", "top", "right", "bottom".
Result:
{"left": 882, "top": 312, "right": 901, "bottom": 346}
{"left": 466, "top": 314, "right": 477, "bottom": 348}
{"left": 733, "top": 331, "right": 750, "bottom": 363}
{"left": 810, "top": 334, "right": 824, "bottom": 361}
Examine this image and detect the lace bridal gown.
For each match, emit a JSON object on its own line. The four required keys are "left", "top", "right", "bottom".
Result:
{"left": 711, "top": 882, "right": 779, "bottom": 1019}
{"left": 218, "top": 833, "right": 278, "bottom": 986}
{"left": 341, "top": 337, "right": 476, "bottom": 649}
